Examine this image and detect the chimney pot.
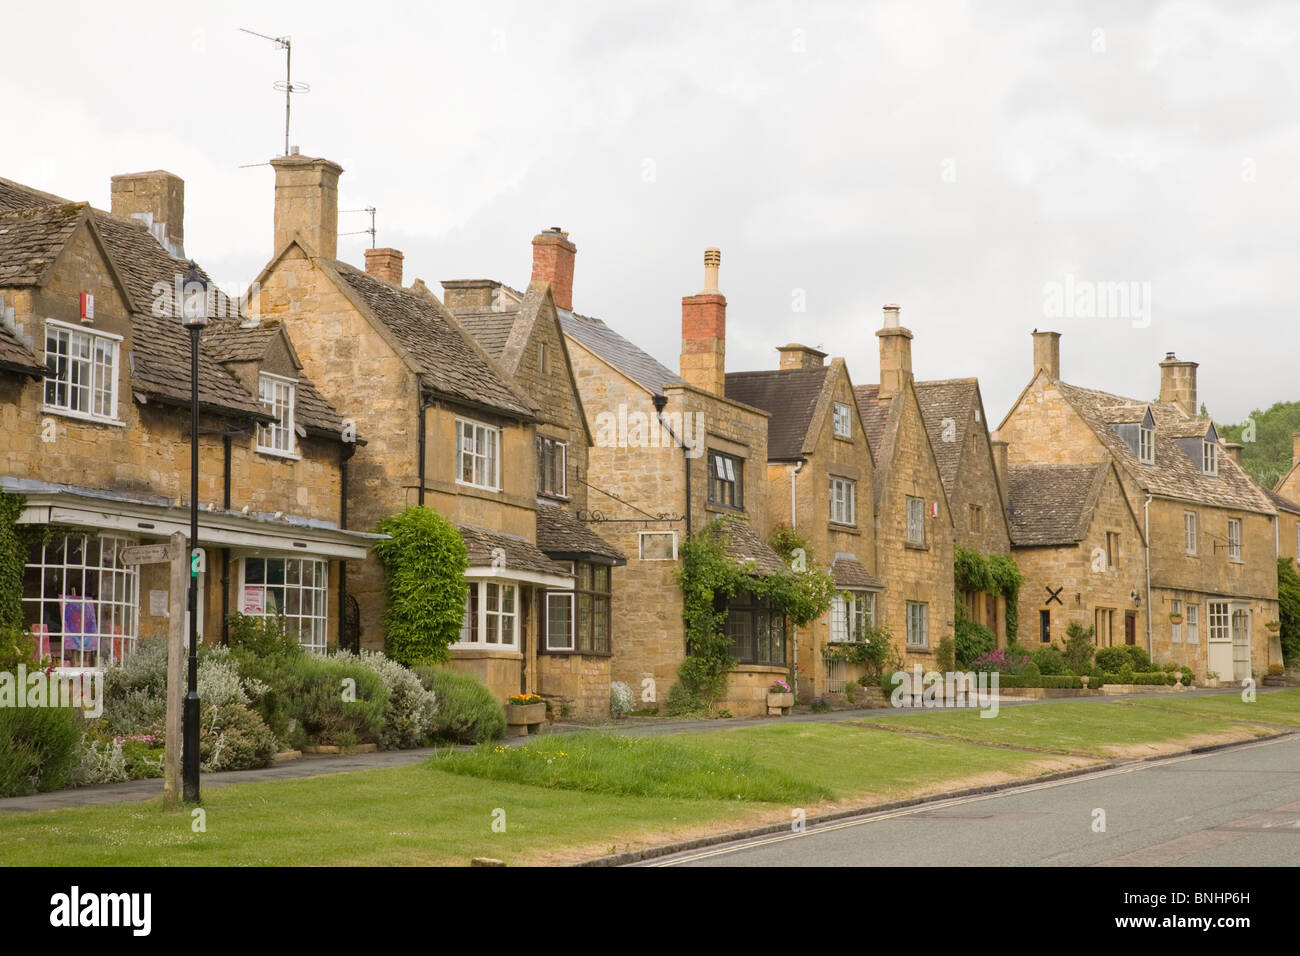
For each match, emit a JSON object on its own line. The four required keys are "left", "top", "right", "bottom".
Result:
{"left": 530, "top": 228, "right": 577, "bottom": 312}
{"left": 703, "top": 247, "right": 721, "bottom": 292}
{"left": 365, "top": 247, "right": 404, "bottom": 285}
{"left": 876, "top": 304, "right": 913, "bottom": 403}
{"left": 271, "top": 154, "right": 343, "bottom": 260}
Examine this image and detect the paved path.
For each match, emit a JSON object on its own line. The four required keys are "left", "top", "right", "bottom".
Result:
{"left": 643, "top": 735, "right": 1300, "bottom": 867}
{"left": 1, "top": 686, "right": 1285, "bottom": 814}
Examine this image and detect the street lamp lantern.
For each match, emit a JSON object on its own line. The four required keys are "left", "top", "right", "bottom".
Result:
{"left": 180, "top": 261, "right": 207, "bottom": 802}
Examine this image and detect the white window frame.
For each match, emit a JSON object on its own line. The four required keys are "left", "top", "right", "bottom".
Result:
{"left": 42, "top": 319, "right": 123, "bottom": 424}
{"left": 456, "top": 418, "right": 501, "bottom": 491}
{"left": 830, "top": 590, "right": 875, "bottom": 643}
{"left": 1207, "top": 600, "right": 1230, "bottom": 642}
{"left": 638, "top": 530, "right": 678, "bottom": 561}
{"left": 1227, "top": 519, "right": 1242, "bottom": 562}
{"left": 21, "top": 532, "right": 139, "bottom": 668}
{"left": 832, "top": 402, "right": 852, "bottom": 438}
{"left": 239, "top": 556, "right": 329, "bottom": 652}
{"left": 1203, "top": 440, "right": 1218, "bottom": 475}
{"left": 905, "top": 601, "right": 929, "bottom": 648}
{"left": 537, "top": 435, "right": 568, "bottom": 498}
{"left": 1138, "top": 425, "right": 1154, "bottom": 464}
{"left": 1184, "top": 511, "right": 1197, "bottom": 555}
{"left": 1171, "top": 599, "right": 1182, "bottom": 643}
{"left": 905, "top": 496, "right": 926, "bottom": 546}
{"left": 545, "top": 591, "right": 574, "bottom": 651}
{"left": 256, "top": 372, "right": 297, "bottom": 457}
{"left": 829, "top": 476, "right": 855, "bottom": 526}
{"left": 455, "top": 580, "right": 519, "bottom": 649}
{"left": 1186, "top": 604, "right": 1199, "bottom": 644}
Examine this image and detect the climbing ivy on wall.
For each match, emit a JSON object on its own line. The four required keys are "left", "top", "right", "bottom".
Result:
{"left": 0, "top": 493, "right": 24, "bottom": 631}
{"left": 953, "top": 544, "right": 1025, "bottom": 642}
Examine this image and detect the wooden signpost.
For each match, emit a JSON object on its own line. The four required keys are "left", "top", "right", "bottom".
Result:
{"left": 122, "top": 533, "right": 187, "bottom": 809}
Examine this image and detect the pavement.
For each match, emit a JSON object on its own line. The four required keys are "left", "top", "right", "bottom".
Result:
{"left": 640, "top": 734, "right": 1300, "bottom": 867}
{"left": 0, "top": 686, "right": 1288, "bottom": 815}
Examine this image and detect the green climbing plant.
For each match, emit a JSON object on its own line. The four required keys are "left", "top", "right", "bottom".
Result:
{"left": 953, "top": 544, "right": 1024, "bottom": 642}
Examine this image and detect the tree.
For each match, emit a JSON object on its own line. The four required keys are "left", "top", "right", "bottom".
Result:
{"left": 1220, "top": 400, "right": 1300, "bottom": 489}
{"left": 371, "top": 507, "right": 469, "bottom": 667}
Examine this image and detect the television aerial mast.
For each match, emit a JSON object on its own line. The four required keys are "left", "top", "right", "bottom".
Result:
{"left": 240, "top": 28, "right": 311, "bottom": 156}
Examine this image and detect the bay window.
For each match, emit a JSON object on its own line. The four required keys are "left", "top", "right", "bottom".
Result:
{"left": 22, "top": 533, "right": 138, "bottom": 667}
{"left": 725, "top": 593, "right": 786, "bottom": 665}
{"left": 240, "top": 557, "right": 328, "bottom": 652}
{"left": 458, "top": 581, "right": 518, "bottom": 648}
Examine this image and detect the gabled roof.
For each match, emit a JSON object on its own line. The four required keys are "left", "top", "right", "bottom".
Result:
{"left": 535, "top": 502, "right": 626, "bottom": 565}
{"left": 914, "top": 378, "right": 979, "bottom": 499}
{"left": 1264, "top": 487, "right": 1300, "bottom": 517}
{"left": 458, "top": 524, "right": 573, "bottom": 578}
{"left": 1006, "top": 461, "right": 1115, "bottom": 547}
{"left": 456, "top": 311, "right": 517, "bottom": 362}
{"left": 559, "top": 308, "right": 684, "bottom": 397}
{"left": 0, "top": 202, "right": 87, "bottom": 287}
{"left": 724, "top": 366, "right": 828, "bottom": 461}
{"left": 326, "top": 260, "right": 534, "bottom": 419}
{"left": 854, "top": 380, "right": 953, "bottom": 521}
{"left": 710, "top": 514, "right": 788, "bottom": 576}
{"left": 1054, "top": 380, "right": 1273, "bottom": 514}
{"left": 830, "top": 553, "right": 882, "bottom": 590}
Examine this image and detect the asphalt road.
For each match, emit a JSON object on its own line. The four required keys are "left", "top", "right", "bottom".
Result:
{"left": 648, "top": 735, "right": 1300, "bottom": 866}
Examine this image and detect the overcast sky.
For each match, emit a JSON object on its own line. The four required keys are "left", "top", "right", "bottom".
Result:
{"left": 7, "top": 0, "right": 1297, "bottom": 425}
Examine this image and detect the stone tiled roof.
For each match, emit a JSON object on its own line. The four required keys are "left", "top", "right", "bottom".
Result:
{"left": 0, "top": 203, "right": 86, "bottom": 286}
{"left": 1056, "top": 381, "right": 1274, "bottom": 514}
{"left": 535, "top": 503, "right": 626, "bottom": 564}
{"left": 331, "top": 261, "right": 534, "bottom": 418}
{"left": 724, "top": 367, "right": 828, "bottom": 461}
{"left": 0, "top": 176, "right": 67, "bottom": 212}
{"left": 914, "top": 378, "right": 979, "bottom": 499}
{"left": 710, "top": 515, "right": 788, "bottom": 576}
{"left": 559, "top": 308, "right": 684, "bottom": 397}
{"left": 457, "top": 525, "right": 573, "bottom": 577}
{"left": 455, "top": 310, "right": 518, "bottom": 362}
{"left": 1264, "top": 487, "right": 1300, "bottom": 516}
{"left": 1006, "top": 462, "right": 1109, "bottom": 547}
{"left": 830, "top": 553, "right": 882, "bottom": 590}
{"left": 0, "top": 323, "right": 42, "bottom": 376}
{"left": 854, "top": 385, "right": 888, "bottom": 453}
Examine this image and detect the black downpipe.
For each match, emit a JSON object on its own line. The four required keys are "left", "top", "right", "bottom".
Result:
{"left": 416, "top": 397, "right": 434, "bottom": 506}
{"left": 220, "top": 433, "right": 232, "bottom": 646}
{"left": 338, "top": 437, "right": 357, "bottom": 651}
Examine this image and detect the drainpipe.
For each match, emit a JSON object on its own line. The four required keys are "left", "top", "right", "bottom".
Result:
{"left": 1144, "top": 493, "right": 1153, "bottom": 659}
{"left": 220, "top": 433, "right": 232, "bottom": 646}
{"left": 790, "top": 460, "right": 804, "bottom": 699}
{"left": 416, "top": 390, "right": 435, "bottom": 507}
{"left": 338, "top": 436, "right": 357, "bottom": 651}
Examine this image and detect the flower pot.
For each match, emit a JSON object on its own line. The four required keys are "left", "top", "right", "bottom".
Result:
{"left": 767, "top": 691, "right": 794, "bottom": 716}
{"left": 1266, "top": 623, "right": 1280, "bottom": 633}
{"left": 1168, "top": 616, "right": 1183, "bottom": 625}
{"left": 505, "top": 701, "right": 547, "bottom": 736}
{"left": 1080, "top": 676, "right": 1090, "bottom": 689}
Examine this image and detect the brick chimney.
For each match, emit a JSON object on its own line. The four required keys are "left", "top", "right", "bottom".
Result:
{"left": 1159, "top": 352, "right": 1199, "bottom": 417}
{"left": 110, "top": 171, "right": 185, "bottom": 257}
{"left": 777, "top": 344, "right": 827, "bottom": 370}
{"left": 530, "top": 227, "right": 576, "bottom": 312}
{"left": 1032, "top": 330, "right": 1061, "bottom": 381}
{"left": 876, "top": 305, "right": 913, "bottom": 404}
{"left": 271, "top": 155, "right": 343, "bottom": 260}
{"left": 364, "top": 248, "right": 403, "bottom": 285}
{"left": 680, "top": 248, "right": 727, "bottom": 395}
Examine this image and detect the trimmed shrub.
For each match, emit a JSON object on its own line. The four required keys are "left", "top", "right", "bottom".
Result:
{"left": 1124, "top": 646, "right": 1153, "bottom": 670}
{"left": 936, "top": 635, "right": 956, "bottom": 674}
{"left": 1089, "top": 666, "right": 1107, "bottom": 688}
{"left": 226, "top": 612, "right": 302, "bottom": 659}
{"left": 1019, "top": 661, "right": 1042, "bottom": 683}
{"left": 1095, "top": 647, "right": 1131, "bottom": 673}
{"left": 610, "top": 681, "right": 633, "bottom": 719}
{"left": 342, "top": 650, "right": 438, "bottom": 749}
{"left": 1180, "top": 666, "right": 1194, "bottom": 686}
{"left": 414, "top": 666, "right": 506, "bottom": 744}
{"left": 199, "top": 701, "right": 278, "bottom": 772}
{"left": 372, "top": 507, "right": 469, "bottom": 667}
{"left": 1030, "top": 645, "right": 1065, "bottom": 676}
{"left": 955, "top": 617, "right": 996, "bottom": 669}
{"left": 1063, "top": 622, "right": 1095, "bottom": 675}
{"left": 0, "top": 705, "right": 82, "bottom": 796}
{"left": 267, "top": 654, "right": 387, "bottom": 747}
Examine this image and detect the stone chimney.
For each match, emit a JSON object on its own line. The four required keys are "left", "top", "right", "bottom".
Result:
{"left": 680, "top": 248, "right": 727, "bottom": 396}
{"left": 1032, "top": 330, "right": 1061, "bottom": 381}
{"left": 530, "top": 227, "right": 576, "bottom": 312}
{"left": 991, "top": 435, "right": 1010, "bottom": 501}
{"left": 777, "top": 343, "right": 827, "bottom": 371}
{"left": 876, "top": 305, "right": 913, "bottom": 404}
{"left": 364, "top": 248, "right": 404, "bottom": 285}
{"left": 271, "top": 155, "right": 343, "bottom": 260}
{"left": 110, "top": 171, "right": 185, "bottom": 257}
{"left": 1223, "top": 441, "right": 1244, "bottom": 466}
{"left": 1158, "top": 352, "right": 1199, "bottom": 417}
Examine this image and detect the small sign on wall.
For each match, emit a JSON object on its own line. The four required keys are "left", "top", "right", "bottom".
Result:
{"left": 242, "top": 586, "right": 265, "bottom": 615}
{"left": 79, "top": 293, "right": 94, "bottom": 321}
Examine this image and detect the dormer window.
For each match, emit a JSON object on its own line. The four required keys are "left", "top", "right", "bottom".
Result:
{"left": 257, "top": 372, "right": 297, "bottom": 456}
{"left": 1202, "top": 440, "right": 1218, "bottom": 476}
{"left": 1138, "top": 424, "right": 1154, "bottom": 464}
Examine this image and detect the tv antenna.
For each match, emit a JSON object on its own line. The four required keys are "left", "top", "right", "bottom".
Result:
{"left": 340, "top": 208, "right": 378, "bottom": 248}
{"left": 240, "top": 28, "right": 310, "bottom": 157}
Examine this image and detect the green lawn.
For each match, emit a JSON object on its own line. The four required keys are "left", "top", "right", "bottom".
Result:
{"left": 859, "top": 698, "right": 1275, "bottom": 757}
{"left": 1115, "top": 689, "right": 1300, "bottom": 727}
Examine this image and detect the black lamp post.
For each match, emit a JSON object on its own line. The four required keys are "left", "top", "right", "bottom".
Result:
{"left": 181, "top": 261, "right": 209, "bottom": 802}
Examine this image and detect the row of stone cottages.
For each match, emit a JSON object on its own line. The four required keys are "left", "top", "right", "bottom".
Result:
{"left": 0, "top": 156, "right": 1287, "bottom": 718}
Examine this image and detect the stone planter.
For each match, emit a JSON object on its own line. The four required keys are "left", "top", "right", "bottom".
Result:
{"left": 1080, "top": 676, "right": 1090, "bottom": 689}
{"left": 767, "top": 691, "right": 794, "bottom": 716}
{"left": 1204, "top": 677, "right": 1219, "bottom": 688}
{"left": 505, "top": 701, "right": 547, "bottom": 737}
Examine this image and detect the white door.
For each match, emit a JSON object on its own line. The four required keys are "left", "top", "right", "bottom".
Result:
{"left": 1231, "top": 609, "right": 1251, "bottom": 682}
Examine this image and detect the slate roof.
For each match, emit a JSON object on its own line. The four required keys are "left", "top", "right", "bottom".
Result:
{"left": 535, "top": 503, "right": 626, "bottom": 564}
{"left": 854, "top": 385, "right": 889, "bottom": 453}
{"left": 0, "top": 203, "right": 86, "bottom": 286}
{"left": 914, "top": 378, "right": 979, "bottom": 499}
{"left": 457, "top": 525, "right": 574, "bottom": 577}
{"left": 456, "top": 310, "right": 518, "bottom": 362}
{"left": 724, "top": 366, "right": 829, "bottom": 461}
{"left": 1055, "top": 381, "right": 1274, "bottom": 515}
{"left": 1006, "top": 462, "right": 1110, "bottom": 547}
{"left": 559, "top": 308, "right": 684, "bottom": 397}
{"left": 830, "top": 553, "right": 883, "bottom": 590}
{"left": 330, "top": 261, "right": 534, "bottom": 418}
{"left": 1264, "top": 487, "right": 1300, "bottom": 516}
{"left": 709, "top": 515, "right": 788, "bottom": 576}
